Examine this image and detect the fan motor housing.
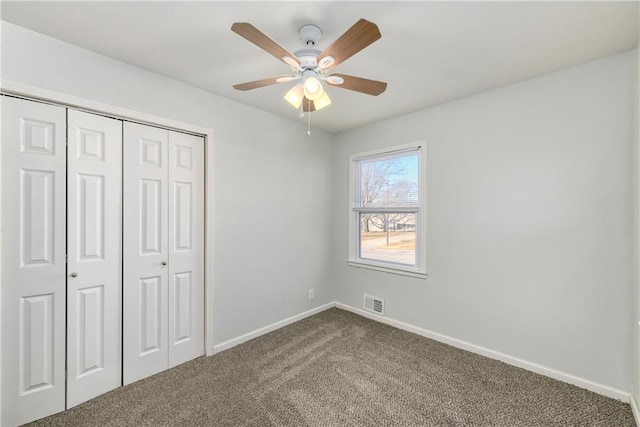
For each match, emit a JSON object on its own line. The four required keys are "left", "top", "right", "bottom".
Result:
{"left": 294, "top": 48, "right": 321, "bottom": 69}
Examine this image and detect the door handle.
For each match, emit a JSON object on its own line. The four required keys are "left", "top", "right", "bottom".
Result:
{"left": 70, "top": 272, "right": 78, "bottom": 278}
{"left": 161, "top": 261, "right": 167, "bottom": 266}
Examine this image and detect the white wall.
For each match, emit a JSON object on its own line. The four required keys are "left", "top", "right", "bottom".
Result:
{"left": 0, "top": 21, "right": 335, "bottom": 347}
{"left": 332, "top": 51, "right": 636, "bottom": 392}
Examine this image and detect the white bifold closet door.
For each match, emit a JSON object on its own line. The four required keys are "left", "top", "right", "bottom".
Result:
{"left": 1, "top": 99, "right": 123, "bottom": 426}
{"left": 66, "top": 110, "right": 122, "bottom": 407}
{"left": 1, "top": 96, "right": 67, "bottom": 426}
{"left": 123, "top": 122, "right": 204, "bottom": 385}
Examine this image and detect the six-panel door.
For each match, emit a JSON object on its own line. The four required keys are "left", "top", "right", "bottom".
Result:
{"left": 123, "top": 122, "right": 170, "bottom": 384}
{"left": 123, "top": 122, "right": 205, "bottom": 384}
{"left": 66, "top": 110, "right": 123, "bottom": 407}
{"left": 1, "top": 97, "right": 67, "bottom": 426}
{"left": 168, "top": 131, "right": 205, "bottom": 368}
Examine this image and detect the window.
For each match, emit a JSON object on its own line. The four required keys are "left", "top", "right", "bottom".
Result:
{"left": 349, "top": 143, "right": 426, "bottom": 278}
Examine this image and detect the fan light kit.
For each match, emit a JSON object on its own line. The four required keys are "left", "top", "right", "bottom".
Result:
{"left": 231, "top": 19, "right": 387, "bottom": 135}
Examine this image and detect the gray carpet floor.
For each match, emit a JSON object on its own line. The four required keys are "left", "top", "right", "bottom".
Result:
{"left": 29, "top": 308, "right": 634, "bottom": 426}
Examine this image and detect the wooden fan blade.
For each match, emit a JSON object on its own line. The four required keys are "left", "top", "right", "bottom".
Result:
{"left": 302, "top": 98, "right": 316, "bottom": 112}
{"left": 317, "top": 19, "right": 381, "bottom": 70}
{"left": 233, "top": 76, "right": 285, "bottom": 91}
{"left": 327, "top": 74, "right": 387, "bottom": 96}
{"left": 231, "top": 23, "right": 301, "bottom": 66}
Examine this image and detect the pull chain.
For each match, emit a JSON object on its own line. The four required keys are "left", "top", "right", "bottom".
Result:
{"left": 307, "top": 101, "right": 311, "bottom": 136}
{"left": 299, "top": 99, "right": 311, "bottom": 136}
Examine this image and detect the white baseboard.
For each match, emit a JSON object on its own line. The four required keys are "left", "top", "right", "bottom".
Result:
{"left": 335, "top": 302, "right": 631, "bottom": 402}
{"left": 206, "top": 345, "right": 215, "bottom": 357}
{"left": 631, "top": 395, "right": 640, "bottom": 427}
{"left": 212, "top": 302, "right": 335, "bottom": 354}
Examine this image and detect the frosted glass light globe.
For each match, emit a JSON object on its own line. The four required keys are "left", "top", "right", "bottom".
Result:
{"left": 303, "top": 77, "right": 324, "bottom": 101}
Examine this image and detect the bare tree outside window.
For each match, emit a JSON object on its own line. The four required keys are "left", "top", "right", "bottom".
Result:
{"left": 356, "top": 153, "right": 419, "bottom": 266}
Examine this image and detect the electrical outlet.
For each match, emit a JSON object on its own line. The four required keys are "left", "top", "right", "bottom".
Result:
{"left": 308, "top": 289, "right": 315, "bottom": 300}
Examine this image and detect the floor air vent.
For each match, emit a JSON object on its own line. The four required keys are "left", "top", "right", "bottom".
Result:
{"left": 363, "top": 294, "right": 384, "bottom": 316}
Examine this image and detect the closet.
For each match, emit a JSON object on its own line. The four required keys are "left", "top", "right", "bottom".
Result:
{"left": 1, "top": 96, "right": 205, "bottom": 426}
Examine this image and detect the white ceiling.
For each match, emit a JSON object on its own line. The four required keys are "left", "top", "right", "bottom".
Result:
{"left": 2, "top": 1, "right": 638, "bottom": 133}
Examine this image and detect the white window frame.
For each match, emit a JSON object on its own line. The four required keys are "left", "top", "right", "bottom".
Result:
{"left": 348, "top": 141, "right": 427, "bottom": 279}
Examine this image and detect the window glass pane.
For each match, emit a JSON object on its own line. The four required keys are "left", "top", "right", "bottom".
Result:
{"left": 359, "top": 213, "right": 416, "bottom": 266}
{"left": 357, "top": 152, "right": 419, "bottom": 208}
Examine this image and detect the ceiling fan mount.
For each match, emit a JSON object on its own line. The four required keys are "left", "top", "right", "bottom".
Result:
{"left": 231, "top": 18, "right": 388, "bottom": 113}
{"left": 299, "top": 24, "right": 322, "bottom": 46}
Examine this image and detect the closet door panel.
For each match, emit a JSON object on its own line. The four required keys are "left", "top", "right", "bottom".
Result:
{"left": 168, "top": 132, "right": 205, "bottom": 367}
{"left": 123, "top": 122, "right": 169, "bottom": 385}
{"left": 66, "top": 110, "right": 122, "bottom": 407}
{"left": 1, "top": 96, "right": 66, "bottom": 426}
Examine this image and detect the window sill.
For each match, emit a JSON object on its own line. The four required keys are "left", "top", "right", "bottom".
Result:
{"left": 347, "top": 259, "right": 427, "bottom": 279}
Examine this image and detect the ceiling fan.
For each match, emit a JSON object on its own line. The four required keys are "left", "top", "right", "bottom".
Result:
{"left": 231, "top": 19, "right": 387, "bottom": 113}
